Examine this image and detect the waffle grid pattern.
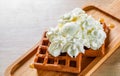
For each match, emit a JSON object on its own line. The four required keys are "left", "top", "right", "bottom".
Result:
{"left": 34, "top": 22, "right": 108, "bottom": 73}
{"left": 34, "top": 32, "right": 82, "bottom": 73}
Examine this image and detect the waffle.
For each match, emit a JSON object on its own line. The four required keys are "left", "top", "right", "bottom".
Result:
{"left": 34, "top": 32, "right": 83, "bottom": 73}
{"left": 84, "top": 22, "right": 109, "bottom": 57}
{"left": 34, "top": 21, "right": 109, "bottom": 73}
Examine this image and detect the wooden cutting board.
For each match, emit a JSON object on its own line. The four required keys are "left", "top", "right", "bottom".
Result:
{"left": 5, "top": 4, "right": 120, "bottom": 76}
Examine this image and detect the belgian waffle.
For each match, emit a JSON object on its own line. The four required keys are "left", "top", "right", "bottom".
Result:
{"left": 34, "top": 21, "right": 109, "bottom": 73}
{"left": 34, "top": 32, "right": 83, "bottom": 73}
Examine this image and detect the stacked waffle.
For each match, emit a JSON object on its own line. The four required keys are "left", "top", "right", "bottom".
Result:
{"left": 34, "top": 22, "right": 109, "bottom": 73}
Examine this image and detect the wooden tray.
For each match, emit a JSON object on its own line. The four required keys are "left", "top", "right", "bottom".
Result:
{"left": 5, "top": 5, "right": 120, "bottom": 76}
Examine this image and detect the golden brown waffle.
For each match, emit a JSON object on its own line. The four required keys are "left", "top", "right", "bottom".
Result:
{"left": 34, "top": 32, "right": 83, "bottom": 73}
{"left": 34, "top": 22, "right": 109, "bottom": 73}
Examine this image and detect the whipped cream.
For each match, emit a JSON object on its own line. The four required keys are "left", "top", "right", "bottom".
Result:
{"left": 46, "top": 8, "right": 106, "bottom": 57}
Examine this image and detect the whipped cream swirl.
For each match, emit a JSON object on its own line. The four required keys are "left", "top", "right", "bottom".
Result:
{"left": 46, "top": 8, "right": 106, "bottom": 57}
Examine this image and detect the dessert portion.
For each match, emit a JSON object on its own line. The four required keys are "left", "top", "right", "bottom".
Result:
{"left": 34, "top": 8, "right": 109, "bottom": 73}
{"left": 34, "top": 32, "right": 82, "bottom": 73}
{"left": 46, "top": 8, "right": 107, "bottom": 58}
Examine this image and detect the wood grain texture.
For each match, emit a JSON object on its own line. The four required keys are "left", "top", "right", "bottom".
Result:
{"left": 0, "top": 0, "right": 119, "bottom": 76}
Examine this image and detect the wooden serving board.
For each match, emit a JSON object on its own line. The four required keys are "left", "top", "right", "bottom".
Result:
{"left": 5, "top": 5, "right": 120, "bottom": 76}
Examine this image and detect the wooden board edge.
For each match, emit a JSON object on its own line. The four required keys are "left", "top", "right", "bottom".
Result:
{"left": 82, "top": 3, "right": 120, "bottom": 22}
{"left": 4, "top": 42, "right": 39, "bottom": 76}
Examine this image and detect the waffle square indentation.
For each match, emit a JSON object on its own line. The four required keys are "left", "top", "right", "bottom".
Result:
{"left": 39, "top": 47, "right": 47, "bottom": 54}
{"left": 42, "top": 39, "right": 49, "bottom": 46}
{"left": 47, "top": 58, "right": 54, "bottom": 64}
{"left": 37, "top": 57, "right": 44, "bottom": 63}
{"left": 70, "top": 60, "right": 76, "bottom": 67}
{"left": 58, "top": 59, "right": 66, "bottom": 65}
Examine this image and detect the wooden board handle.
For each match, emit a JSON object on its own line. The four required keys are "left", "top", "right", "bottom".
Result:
{"left": 82, "top": 2, "right": 120, "bottom": 21}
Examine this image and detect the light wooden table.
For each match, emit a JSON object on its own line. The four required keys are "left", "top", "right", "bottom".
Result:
{"left": 0, "top": 0, "right": 120, "bottom": 76}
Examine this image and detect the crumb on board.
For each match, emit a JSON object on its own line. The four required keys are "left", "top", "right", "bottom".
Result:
{"left": 99, "top": 18, "right": 104, "bottom": 23}
{"left": 29, "top": 64, "right": 34, "bottom": 69}
{"left": 109, "top": 24, "right": 115, "bottom": 29}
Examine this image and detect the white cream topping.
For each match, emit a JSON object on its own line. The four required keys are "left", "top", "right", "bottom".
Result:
{"left": 46, "top": 8, "right": 106, "bottom": 58}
